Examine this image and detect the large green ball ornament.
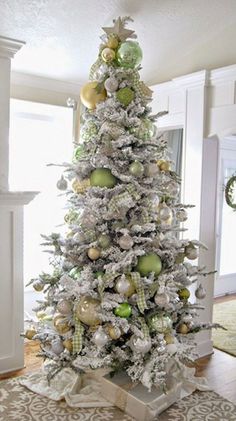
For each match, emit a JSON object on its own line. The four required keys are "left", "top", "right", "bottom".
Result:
{"left": 90, "top": 168, "right": 117, "bottom": 188}
{"left": 129, "top": 161, "right": 144, "bottom": 177}
{"left": 117, "top": 41, "right": 143, "bottom": 69}
{"left": 75, "top": 296, "right": 101, "bottom": 326}
{"left": 148, "top": 314, "right": 172, "bottom": 333}
{"left": 136, "top": 253, "right": 162, "bottom": 276}
{"left": 116, "top": 87, "right": 134, "bottom": 107}
{"left": 131, "top": 119, "right": 155, "bottom": 141}
{"left": 114, "top": 302, "right": 132, "bottom": 318}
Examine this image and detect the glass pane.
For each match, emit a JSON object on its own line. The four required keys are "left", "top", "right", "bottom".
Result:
{"left": 9, "top": 99, "right": 73, "bottom": 284}
{"left": 220, "top": 163, "right": 236, "bottom": 276}
{"left": 164, "top": 129, "right": 183, "bottom": 176}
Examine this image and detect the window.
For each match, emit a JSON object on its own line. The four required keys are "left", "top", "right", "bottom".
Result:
{"left": 9, "top": 99, "right": 73, "bottom": 285}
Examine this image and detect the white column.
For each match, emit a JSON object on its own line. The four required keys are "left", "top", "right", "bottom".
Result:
{"left": 0, "top": 36, "right": 38, "bottom": 373}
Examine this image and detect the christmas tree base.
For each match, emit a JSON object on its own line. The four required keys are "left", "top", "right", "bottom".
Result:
{"left": 101, "top": 371, "right": 182, "bottom": 421}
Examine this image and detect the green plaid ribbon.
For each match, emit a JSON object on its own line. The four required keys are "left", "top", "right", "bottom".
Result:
{"left": 131, "top": 272, "right": 148, "bottom": 314}
{"left": 131, "top": 71, "right": 153, "bottom": 99}
{"left": 138, "top": 317, "right": 150, "bottom": 338}
{"left": 98, "top": 272, "right": 119, "bottom": 296}
{"left": 108, "top": 184, "right": 140, "bottom": 215}
{"left": 73, "top": 315, "right": 84, "bottom": 354}
{"left": 84, "top": 229, "right": 97, "bottom": 243}
{"left": 141, "top": 209, "right": 151, "bottom": 224}
{"left": 89, "top": 57, "right": 103, "bottom": 80}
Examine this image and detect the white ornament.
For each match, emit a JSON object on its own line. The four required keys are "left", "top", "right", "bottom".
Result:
{"left": 145, "top": 163, "right": 159, "bottom": 177}
{"left": 166, "top": 343, "right": 177, "bottom": 354}
{"left": 150, "top": 194, "right": 160, "bottom": 210}
{"left": 118, "top": 234, "right": 134, "bottom": 250}
{"left": 93, "top": 328, "right": 109, "bottom": 348}
{"left": 51, "top": 339, "right": 64, "bottom": 355}
{"left": 159, "top": 205, "right": 172, "bottom": 221}
{"left": 154, "top": 292, "right": 170, "bottom": 307}
{"left": 104, "top": 77, "right": 119, "bottom": 93}
{"left": 130, "top": 336, "right": 152, "bottom": 354}
{"left": 57, "top": 299, "right": 72, "bottom": 315}
{"left": 195, "top": 284, "right": 206, "bottom": 299}
{"left": 56, "top": 175, "right": 68, "bottom": 191}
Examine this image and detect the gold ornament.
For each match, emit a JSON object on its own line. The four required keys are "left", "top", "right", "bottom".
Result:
{"left": 115, "top": 275, "right": 135, "bottom": 297}
{"left": 80, "top": 81, "right": 107, "bottom": 109}
{"left": 164, "top": 333, "right": 175, "bottom": 344}
{"left": 63, "top": 339, "right": 73, "bottom": 352}
{"left": 33, "top": 281, "right": 44, "bottom": 292}
{"left": 157, "top": 160, "right": 171, "bottom": 172}
{"left": 87, "top": 247, "right": 101, "bottom": 260}
{"left": 101, "top": 47, "right": 116, "bottom": 63}
{"left": 75, "top": 296, "right": 101, "bottom": 326}
{"left": 53, "top": 315, "right": 71, "bottom": 334}
{"left": 178, "top": 288, "right": 190, "bottom": 301}
{"left": 25, "top": 328, "right": 37, "bottom": 340}
{"left": 177, "top": 323, "right": 189, "bottom": 334}
{"left": 107, "top": 325, "right": 122, "bottom": 340}
{"left": 72, "top": 178, "right": 90, "bottom": 194}
{"left": 107, "top": 34, "right": 119, "bottom": 49}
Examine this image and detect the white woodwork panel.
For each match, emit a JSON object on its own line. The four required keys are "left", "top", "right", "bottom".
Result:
{"left": 207, "top": 104, "right": 236, "bottom": 138}
{"left": 169, "top": 90, "right": 185, "bottom": 114}
{"left": 208, "top": 82, "right": 235, "bottom": 108}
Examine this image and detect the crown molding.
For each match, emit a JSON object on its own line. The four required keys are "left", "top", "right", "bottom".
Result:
{"left": 0, "top": 191, "right": 38, "bottom": 206}
{"left": 11, "top": 71, "right": 82, "bottom": 95}
{"left": 208, "top": 64, "right": 236, "bottom": 85}
{"left": 0, "top": 36, "right": 25, "bottom": 59}
{"left": 173, "top": 70, "right": 208, "bottom": 89}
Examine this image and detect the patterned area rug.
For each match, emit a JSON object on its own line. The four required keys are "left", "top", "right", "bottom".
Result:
{"left": 1, "top": 376, "right": 236, "bottom": 420}
{"left": 212, "top": 299, "right": 236, "bottom": 357}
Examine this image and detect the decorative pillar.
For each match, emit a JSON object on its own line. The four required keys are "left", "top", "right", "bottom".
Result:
{"left": 0, "top": 36, "right": 38, "bottom": 374}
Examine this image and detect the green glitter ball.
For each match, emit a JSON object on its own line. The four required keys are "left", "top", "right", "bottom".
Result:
{"left": 116, "top": 87, "right": 134, "bottom": 107}
{"left": 117, "top": 41, "right": 143, "bottom": 69}
{"left": 81, "top": 121, "right": 98, "bottom": 141}
{"left": 148, "top": 314, "right": 172, "bottom": 333}
{"left": 114, "top": 302, "right": 132, "bottom": 318}
{"left": 130, "top": 118, "right": 155, "bottom": 141}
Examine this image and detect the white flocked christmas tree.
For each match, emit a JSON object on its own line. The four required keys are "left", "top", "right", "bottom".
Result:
{"left": 26, "top": 16, "right": 219, "bottom": 392}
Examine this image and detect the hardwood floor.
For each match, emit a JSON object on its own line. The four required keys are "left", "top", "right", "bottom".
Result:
{"left": 1, "top": 295, "right": 236, "bottom": 406}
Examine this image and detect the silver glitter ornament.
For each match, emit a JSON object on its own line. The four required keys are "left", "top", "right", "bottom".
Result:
{"left": 118, "top": 234, "right": 134, "bottom": 250}
{"left": 185, "top": 245, "right": 198, "bottom": 260}
{"left": 115, "top": 276, "right": 135, "bottom": 297}
{"left": 93, "top": 328, "right": 109, "bottom": 347}
{"left": 130, "top": 335, "right": 151, "bottom": 354}
{"left": 145, "top": 163, "right": 159, "bottom": 177}
{"left": 195, "top": 284, "right": 206, "bottom": 299}
{"left": 56, "top": 175, "right": 68, "bottom": 191}
{"left": 129, "top": 161, "right": 144, "bottom": 177}
{"left": 51, "top": 338, "right": 64, "bottom": 355}
{"left": 104, "top": 77, "right": 119, "bottom": 93}
{"left": 148, "top": 314, "right": 172, "bottom": 333}
{"left": 166, "top": 181, "right": 180, "bottom": 196}
{"left": 56, "top": 299, "right": 72, "bottom": 315}
{"left": 159, "top": 205, "right": 172, "bottom": 221}
{"left": 176, "top": 209, "right": 188, "bottom": 222}
{"left": 154, "top": 292, "right": 170, "bottom": 307}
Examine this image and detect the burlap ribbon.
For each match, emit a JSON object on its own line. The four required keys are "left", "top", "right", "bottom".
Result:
{"left": 73, "top": 316, "right": 84, "bottom": 354}
{"left": 130, "top": 272, "right": 147, "bottom": 314}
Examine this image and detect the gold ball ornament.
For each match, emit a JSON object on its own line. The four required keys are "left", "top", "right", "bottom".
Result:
{"left": 107, "top": 325, "right": 122, "bottom": 340}
{"left": 177, "top": 323, "right": 189, "bottom": 334}
{"left": 164, "top": 333, "right": 175, "bottom": 344}
{"left": 101, "top": 47, "right": 116, "bottom": 63}
{"left": 63, "top": 339, "right": 73, "bottom": 352}
{"left": 80, "top": 81, "right": 107, "bottom": 109}
{"left": 75, "top": 296, "right": 101, "bottom": 326}
{"left": 33, "top": 281, "right": 44, "bottom": 292}
{"left": 87, "top": 247, "right": 101, "bottom": 260}
{"left": 25, "top": 328, "right": 37, "bottom": 340}
{"left": 157, "top": 160, "right": 171, "bottom": 172}
{"left": 72, "top": 178, "right": 90, "bottom": 194}
{"left": 53, "top": 315, "right": 71, "bottom": 334}
{"left": 107, "top": 34, "right": 119, "bottom": 49}
{"left": 178, "top": 288, "right": 190, "bottom": 301}
{"left": 115, "top": 275, "right": 136, "bottom": 297}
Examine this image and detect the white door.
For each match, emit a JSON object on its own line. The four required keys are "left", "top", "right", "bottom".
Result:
{"left": 215, "top": 137, "right": 236, "bottom": 296}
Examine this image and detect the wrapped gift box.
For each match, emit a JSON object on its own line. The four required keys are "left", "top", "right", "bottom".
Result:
{"left": 101, "top": 372, "right": 182, "bottom": 421}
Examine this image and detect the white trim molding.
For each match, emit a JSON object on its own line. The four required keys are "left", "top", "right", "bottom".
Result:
{"left": 0, "top": 191, "right": 39, "bottom": 206}
{"left": 0, "top": 36, "right": 25, "bottom": 59}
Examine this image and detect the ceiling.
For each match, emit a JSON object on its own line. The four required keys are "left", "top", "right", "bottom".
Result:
{"left": 1, "top": 0, "right": 236, "bottom": 87}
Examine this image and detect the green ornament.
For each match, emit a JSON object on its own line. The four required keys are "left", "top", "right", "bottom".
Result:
{"left": 81, "top": 121, "right": 98, "bottom": 141}
{"left": 130, "top": 118, "right": 155, "bottom": 141}
{"left": 114, "top": 302, "right": 132, "bottom": 318}
{"left": 178, "top": 288, "right": 190, "bottom": 300}
{"left": 148, "top": 314, "right": 172, "bottom": 333}
{"left": 73, "top": 145, "right": 86, "bottom": 161}
{"left": 90, "top": 168, "right": 117, "bottom": 188}
{"left": 95, "top": 271, "right": 104, "bottom": 278}
{"left": 98, "top": 233, "right": 111, "bottom": 249}
{"left": 129, "top": 161, "right": 144, "bottom": 177}
{"left": 64, "top": 209, "right": 79, "bottom": 224}
{"left": 69, "top": 267, "right": 81, "bottom": 279}
{"left": 116, "top": 87, "right": 134, "bottom": 107}
{"left": 117, "top": 41, "right": 143, "bottom": 69}
{"left": 136, "top": 253, "right": 162, "bottom": 277}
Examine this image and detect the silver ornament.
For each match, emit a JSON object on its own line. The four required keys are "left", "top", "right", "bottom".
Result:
{"left": 93, "top": 328, "right": 109, "bottom": 347}
{"left": 118, "top": 234, "right": 134, "bottom": 250}
{"left": 115, "top": 276, "right": 135, "bottom": 297}
{"left": 159, "top": 205, "right": 172, "bottom": 221}
{"left": 56, "top": 175, "right": 68, "bottom": 191}
{"left": 104, "top": 77, "right": 119, "bottom": 93}
{"left": 195, "top": 284, "right": 206, "bottom": 299}
{"left": 130, "top": 335, "right": 151, "bottom": 354}
{"left": 148, "top": 314, "right": 173, "bottom": 333}
{"left": 166, "top": 181, "right": 180, "bottom": 196}
{"left": 51, "top": 338, "right": 64, "bottom": 355}
{"left": 166, "top": 343, "right": 177, "bottom": 354}
{"left": 57, "top": 299, "right": 72, "bottom": 315}
{"left": 176, "top": 209, "right": 188, "bottom": 222}
{"left": 129, "top": 161, "right": 144, "bottom": 177}
{"left": 80, "top": 212, "right": 97, "bottom": 228}
{"left": 154, "top": 292, "right": 170, "bottom": 307}
{"left": 145, "top": 163, "right": 159, "bottom": 177}
{"left": 185, "top": 246, "right": 198, "bottom": 260}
